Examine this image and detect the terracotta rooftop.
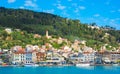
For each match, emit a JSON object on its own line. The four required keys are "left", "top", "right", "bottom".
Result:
{"left": 14, "top": 48, "right": 25, "bottom": 54}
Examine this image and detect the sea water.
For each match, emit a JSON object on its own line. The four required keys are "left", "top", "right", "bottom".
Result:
{"left": 0, "top": 66, "right": 120, "bottom": 74}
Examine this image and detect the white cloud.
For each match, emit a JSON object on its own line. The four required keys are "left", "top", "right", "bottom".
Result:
{"left": 19, "top": 6, "right": 24, "bottom": 9}
{"left": 110, "top": 19, "right": 115, "bottom": 22}
{"left": 79, "top": 6, "right": 86, "bottom": 10}
{"left": 62, "top": 11, "right": 69, "bottom": 17}
{"left": 8, "top": 0, "right": 16, "bottom": 3}
{"left": 24, "top": 0, "right": 37, "bottom": 7}
{"left": 56, "top": 4, "right": 66, "bottom": 10}
{"left": 44, "top": 9, "right": 54, "bottom": 13}
{"left": 94, "top": 14, "right": 100, "bottom": 17}
{"left": 54, "top": 0, "right": 66, "bottom": 10}
{"left": 98, "top": 18, "right": 119, "bottom": 29}
{"left": 74, "top": 6, "right": 86, "bottom": 13}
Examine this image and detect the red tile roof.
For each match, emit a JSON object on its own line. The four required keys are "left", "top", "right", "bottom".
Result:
{"left": 14, "top": 48, "right": 25, "bottom": 54}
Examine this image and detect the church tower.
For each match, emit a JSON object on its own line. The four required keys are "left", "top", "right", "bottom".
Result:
{"left": 46, "top": 30, "right": 48, "bottom": 38}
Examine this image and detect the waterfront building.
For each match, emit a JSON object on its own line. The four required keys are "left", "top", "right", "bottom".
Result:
{"left": 36, "top": 52, "right": 46, "bottom": 62}
{"left": 46, "top": 52, "right": 65, "bottom": 65}
{"left": 0, "top": 59, "right": 3, "bottom": 65}
{"left": 69, "top": 53, "right": 80, "bottom": 64}
{"left": 96, "top": 48, "right": 111, "bottom": 64}
{"left": 25, "top": 52, "right": 33, "bottom": 64}
{"left": 110, "top": 51, "right": 120, "bottom": 63}
{"left": 94, "top": 52, "right": 103, "bottom": 64}
{"left": 82, "top": 47, "right": 95, "bottom": 63}
{"left": 0, "top": 51, "right": 3, "bottom": 64}
{"left": 32, "top": 50, "right": 37, "bottom": 63}
{"left": 11, "top": 46, "right": 26, "bottom": 65}
{"left": 25, "top": 45, "right": 33, "bottom": 64}
{"left": 101, "top": 50, "right": 111, "bottom": 64}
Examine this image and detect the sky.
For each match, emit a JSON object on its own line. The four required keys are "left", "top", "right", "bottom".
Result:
{"left": 0, "top": 0, "right": 120, "bottom": 29}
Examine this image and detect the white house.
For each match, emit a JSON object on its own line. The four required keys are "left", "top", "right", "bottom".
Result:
{"left": 11, "top": 46, "right": 26, "bottom": 65}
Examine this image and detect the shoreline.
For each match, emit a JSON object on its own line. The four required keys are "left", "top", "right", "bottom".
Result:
{"left": 0, "top": 64, "right": 120, "bottom": 67}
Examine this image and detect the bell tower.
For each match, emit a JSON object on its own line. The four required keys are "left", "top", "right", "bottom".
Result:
{"left": 46, "top": 30, "right": 48, "bottom": 38}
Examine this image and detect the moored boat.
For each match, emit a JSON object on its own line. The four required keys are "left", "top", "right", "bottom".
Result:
{"left": 112, "top": 64, "right": 119, "bottom": 66}
{"left": 24, "top": 64, "right": 39, "bottom": 67}
{"left": 76, "top": 63, "right": 90, "bottom": 67}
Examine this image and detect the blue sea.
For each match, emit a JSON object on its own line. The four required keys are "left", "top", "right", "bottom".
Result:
{"left": 0, "top": 66, "right": 120, "bottom": 74}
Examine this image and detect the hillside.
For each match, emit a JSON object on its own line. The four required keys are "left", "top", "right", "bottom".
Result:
{"left": 0, "top": 7, "right": 120, "bottom": 49}
{"left": 0, "top": 27, "right": 70, "bottom": 49}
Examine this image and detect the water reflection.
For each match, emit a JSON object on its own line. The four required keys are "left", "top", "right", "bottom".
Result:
{"left": 103, "top": 66, "right": 113, "bottom": 70}
{"left": 76, "top": 66, "right": 95, "bottom": 70}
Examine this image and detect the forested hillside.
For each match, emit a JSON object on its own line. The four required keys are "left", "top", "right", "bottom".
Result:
{"left": 0, "top": 7, "right": 120, "bottom": 49}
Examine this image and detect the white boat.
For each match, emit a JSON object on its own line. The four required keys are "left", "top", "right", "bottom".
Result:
{"left": 33, "top": 64, "right": 39, "bottom": 67}
{"left": 24, "top": 64, "right": 39, "bottom": 67}
{"left": 112, "top": 64, "right": 119, "bottom": 66}
{"left": 76, "top": 63, "right": 90, "bottom": 67}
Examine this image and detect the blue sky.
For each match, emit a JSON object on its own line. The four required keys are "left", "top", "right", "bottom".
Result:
{"left": 0, "top": 0, "right": 120, "bottom": 29}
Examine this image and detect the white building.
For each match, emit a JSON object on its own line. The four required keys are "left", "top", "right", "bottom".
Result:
{"left": 12, "top": 50, "right": 26, "bottom": 65}
{"left": 11, "top": 46, "right": 26, "bottom": 65}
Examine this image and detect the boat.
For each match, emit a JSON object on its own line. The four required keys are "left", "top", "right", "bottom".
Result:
{"left": 76, "top": 63, "right": 90, "bottom": 67}
{"left": 1, "top": 63, "right": 9, "bottom": 67}
{"left": 33, "top": 64, "right": 39, "bottom": 67}
{"left": 112, "top": 63, "right": 119, "bottom": 66}
{"left": 24, "top": 64, "right": 39, "bottom": 67}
